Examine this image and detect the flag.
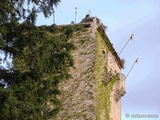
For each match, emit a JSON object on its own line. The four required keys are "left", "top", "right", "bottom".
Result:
{"left": 135, "top": 58, "right": 138, "bottom": 63}
{"left": 130, "top": 34, "right": 134, "bottom": 40}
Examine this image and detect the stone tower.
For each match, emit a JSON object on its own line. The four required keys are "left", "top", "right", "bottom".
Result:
{"left": 55, "top": 15, "right": 126, "bottom": 120}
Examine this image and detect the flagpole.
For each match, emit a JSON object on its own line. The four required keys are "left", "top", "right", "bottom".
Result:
{"left": 53, "top": 10, "right": 55, "bottom": 24}
{"left": 75, "top": 7, "right": 77, "bottom": 23}
{"left": 119, "top": 34, "right": 134, "bottom": 55}
{"left": 52, "top": 6, "right": 55, "bottom": 25}
{"left": 125, "top": 58, "right": 138, "bottom": 80}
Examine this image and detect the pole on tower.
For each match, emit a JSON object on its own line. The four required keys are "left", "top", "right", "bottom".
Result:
{"left": 125, "top": 58, "right": 138, "bottom": 80}
{"left": 119, "top": 34, "right": 134, "bottom": 55}
{"left": 75, "top": 7, "right": 77, "bottom": 23}
{"left": 53, "top": 10, "right": 55, "bottom": 24}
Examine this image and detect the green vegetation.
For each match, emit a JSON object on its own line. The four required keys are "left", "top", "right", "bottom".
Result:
{"left": 0, "top": 0, "right": 60, "bottom": 24}
{"left": 97, "top": 26, "right": 112, "bottom": 52}
{"left": 0, "top": 15, "right": 86, "bottom": 119}
{"left": 0, "top": 21, "right": 78, "bottom": 120}
{"left": 95, "top": 31, "right": 117, "bottom": 120}
{"left": 97, "top": 26, "right": 124, "bottom": 69}
{"left": 0, "top": 0, "right": 88, "bottom": 119}
{"left": 0, "top": 1, "right": 120, "bottom": 119}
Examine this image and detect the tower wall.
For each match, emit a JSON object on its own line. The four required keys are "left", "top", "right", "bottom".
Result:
{"left": 55, "top": 17, "right": 125, "bottom": 120}
{"left": 56, "top": 21, "right": 97, "bottom": 120}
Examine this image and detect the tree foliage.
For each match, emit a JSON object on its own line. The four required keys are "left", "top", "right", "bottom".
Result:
{"left": 0, "top": 0, "right": 60, "bottom": 24}
{"left": 0, "top": 22, "right": 75, "bottom": 119}
{"left": 0, "top": 0, "right": 80, "bottom": 119}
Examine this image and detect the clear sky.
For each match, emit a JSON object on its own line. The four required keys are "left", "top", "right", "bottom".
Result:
{"left": 36, "top": 0, "right": 160, "bottom": 120}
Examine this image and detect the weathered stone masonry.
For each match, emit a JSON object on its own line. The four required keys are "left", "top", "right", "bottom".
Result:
{"left": 56, "top": 15, "right": 126, "bottom": 120}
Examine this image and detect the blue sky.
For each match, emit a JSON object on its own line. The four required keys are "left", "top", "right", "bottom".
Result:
{"left": 17, "top": 0, "right": 160, "bottom": 119}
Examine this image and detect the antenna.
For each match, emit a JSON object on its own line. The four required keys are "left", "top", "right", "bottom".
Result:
{"left": 75, "top": 7, "right": 77, "bottom": 23}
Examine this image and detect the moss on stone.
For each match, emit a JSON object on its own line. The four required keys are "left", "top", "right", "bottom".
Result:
{"left": 95, "top": 31, "right": 117, "bottom": 120}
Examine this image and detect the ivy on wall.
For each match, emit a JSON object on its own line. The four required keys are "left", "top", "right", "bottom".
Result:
{"left": 0, "top": 21, "right": 85, "bottom": 119}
